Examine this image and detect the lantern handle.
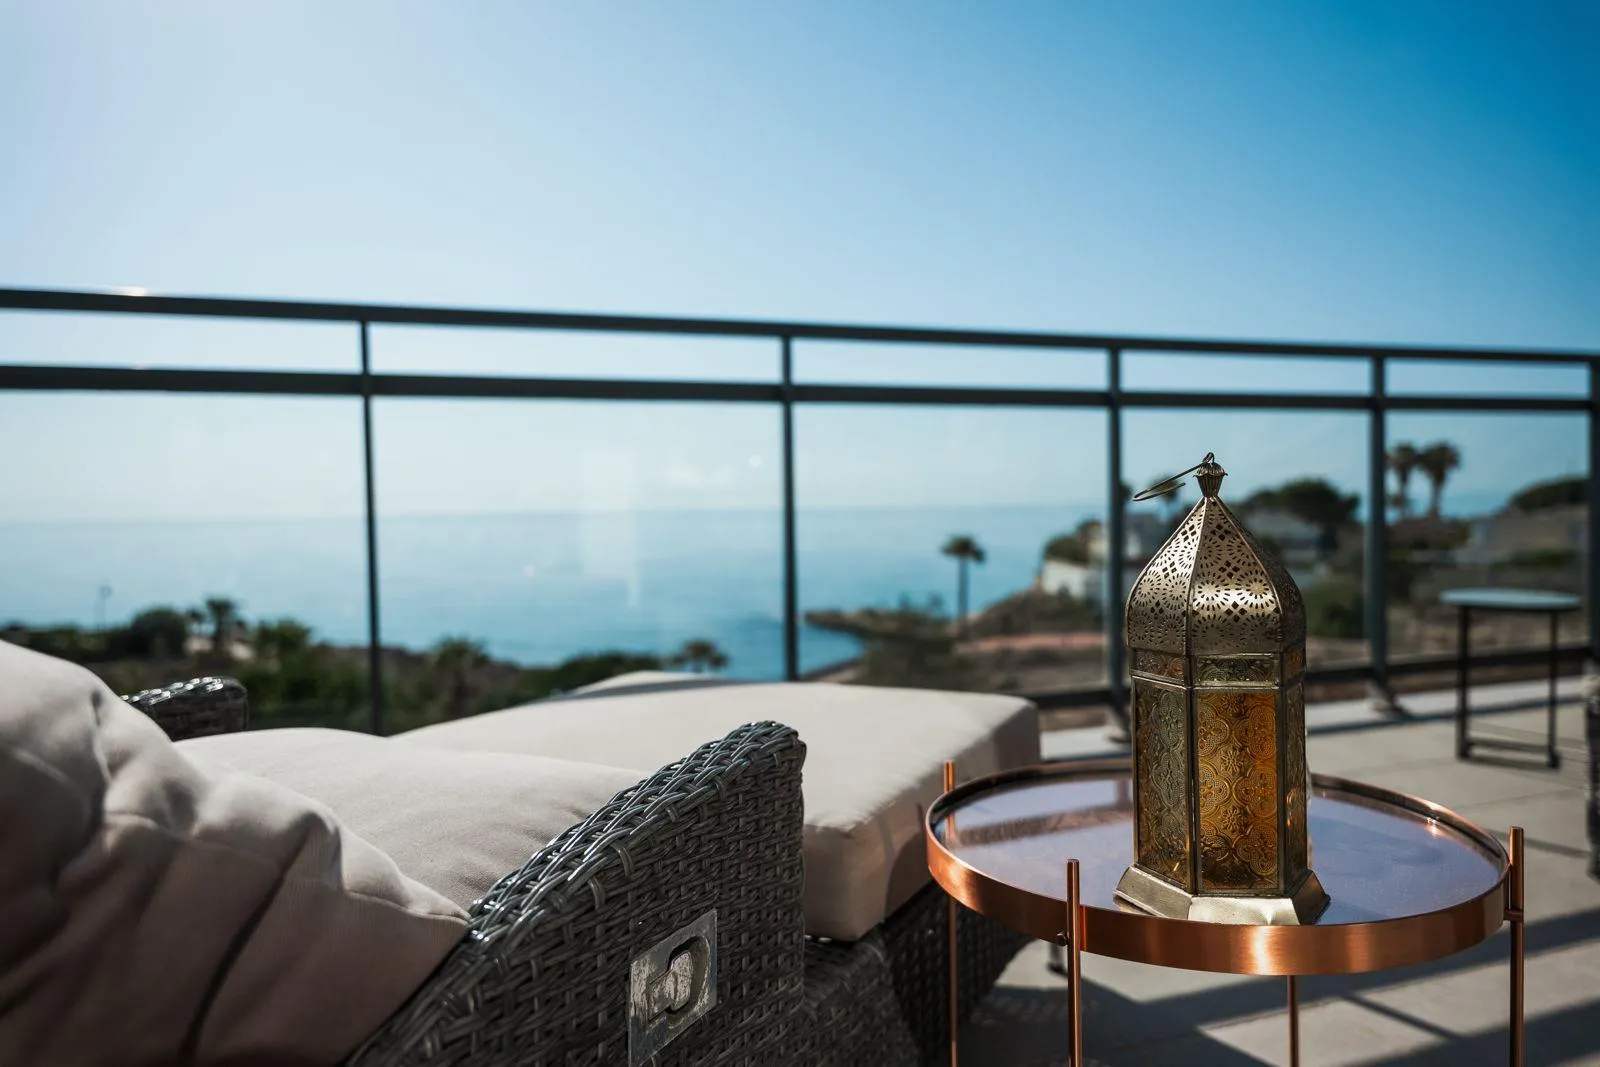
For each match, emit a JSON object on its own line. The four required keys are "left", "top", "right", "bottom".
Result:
{"left": 1132, "top": 452, "right": 1217, "bottom": 502}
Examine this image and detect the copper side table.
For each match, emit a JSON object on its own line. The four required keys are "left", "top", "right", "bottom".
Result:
{"left": 927, "top": 759, "right": 1525, "bottom": 1067}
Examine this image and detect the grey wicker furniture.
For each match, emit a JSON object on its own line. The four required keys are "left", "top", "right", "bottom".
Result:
{"left": 127, "top": 678, "right": 1029, "bottom": 1066}
{"left": 128, "top": 679, "right": 806, "bottom": 1066}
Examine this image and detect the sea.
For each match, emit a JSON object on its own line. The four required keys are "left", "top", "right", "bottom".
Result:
{"left": 0, "top": 504, "right": 1102, "bottom": 679}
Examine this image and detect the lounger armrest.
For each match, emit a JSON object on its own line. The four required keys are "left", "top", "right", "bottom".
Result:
{"left": 348, "top": 719, "right": 807, "bottom": 1066}
{"left": 123, "top": 676, "right": 250, "bottom": 740}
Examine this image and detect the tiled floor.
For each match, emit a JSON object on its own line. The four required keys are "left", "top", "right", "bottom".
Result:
{"left": 963, "top": 678, "right": 1598, "bottom": 1066}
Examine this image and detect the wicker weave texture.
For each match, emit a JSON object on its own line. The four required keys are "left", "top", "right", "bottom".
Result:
{"left": 789, "top": 882, "right": 1030, "bottom": 1067}
{"left": 348, "top": 720, "right": 807, "bottom": 1067}
{"left": 122, "top": 676, "right": 249, "bottom": 740}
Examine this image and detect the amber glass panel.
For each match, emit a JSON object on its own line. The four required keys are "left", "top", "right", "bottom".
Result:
{"left": 1134, "top": 680, "right": 1191, "bottom": 890}
{"left": 1131, "top": 648, "right": 1185, "bottom": 681}
{"left": 1284, "top": 681, "right": 1309, "bottom": 881}
{"left": 1196, "top": 689, "right": 1280, "bottom": 892}
{"left": 1283, "top": 647, "right": 1305, "bottom": 679}
{"left": 1195, "top": 656, "right": 1276, "bottom": 686}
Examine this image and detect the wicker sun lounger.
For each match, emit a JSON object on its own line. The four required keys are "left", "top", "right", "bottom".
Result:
{"left": 127, "top": 678, "right": 1027, "bottom": 1066}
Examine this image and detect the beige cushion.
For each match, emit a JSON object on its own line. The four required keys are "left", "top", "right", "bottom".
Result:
{"left": 404, "top": 676, "right": 1040, "bottom": 940}
{"left": 181, "top": 728, "right": 644, "bottom": 908}
{"left": 0, "top": 642, "right": 467, "bottom": 1067}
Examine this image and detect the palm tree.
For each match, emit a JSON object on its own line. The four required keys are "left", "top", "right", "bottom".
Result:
{"left": 940, "top": 534, "right": 987, "bottom": 638}
{"left": 1387, "top": 442, "right": 1420, "bottom": 519}
{"left": 431, "top": 637, "right": 489, "bottom": 719}
{"left": 670, "top": 638, "right": 729, "bottom": 674}
{"left": 1417, "top": 441, "right": 1462, "bottom": 518}
{"left": 202, "top": 597, "right": 242, "bottom": 661}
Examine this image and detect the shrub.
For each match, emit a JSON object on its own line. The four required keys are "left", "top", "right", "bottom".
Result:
{"left": 1303, "top": 576, "right": 1364, "bottom": 639}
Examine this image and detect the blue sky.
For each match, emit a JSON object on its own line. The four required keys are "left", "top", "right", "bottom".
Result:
{"left": 0, "top": 1, "right": 1596, "bottom": 522}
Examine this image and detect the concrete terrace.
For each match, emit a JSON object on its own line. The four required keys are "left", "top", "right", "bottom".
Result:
{"left": 964, "top": 677, "right": 1599, "bottom": 1066}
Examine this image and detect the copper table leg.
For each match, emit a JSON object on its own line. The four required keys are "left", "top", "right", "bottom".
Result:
{"left": 1509, "top": 825, "right": 1525, "bottom": 1067}
{"left": 945, "top": 760, "right": 959, "bottom": 1067}
{"left": 1067, "top": 858, "right": 1083, "bottom": 1067}
{"left": 1287, "top": 975, "right": 1299, "bottom": 1067}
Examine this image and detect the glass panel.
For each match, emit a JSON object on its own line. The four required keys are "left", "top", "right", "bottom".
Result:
{"left": 1131, "top": 648, "right": 1186, "bottom": 682}
{"left": 371, "top": 325, "right": 776, "bottom": 381}
{"left": 1195, "top": 689, "right": 1280, "bottom": 893}
{"left": 0, "top": 310, "right": 356, "bottom": 370}
{"left": 1123, "top": 352, "right": 1369, "bottom": 395}
{"left": 1123, "top": 409, "right": 1370, "bottom": 671}
{"left": 1284, "top": 681, "right": 1308, "bottom": 881}
{"left": 373, "top": 400, "right": 781, "bottom": 731}
{"left": 795, "top": 405, "right": 1108, "bottom": 696}
{"left": 1387, "top": 359, "right": 1587, "bottom": 399}
{"left": 794, "top": 340, "right": 1105, "bottom": 390}
{"left": 0, "top": 393, "right": 369, "bottom": 728}
{"left": 1195, "top": 656, "right": 1277, "bottom": 686}
{"left": 1134, "top": 680, "right": 1191, "bottom": 890}
{"left": 1384, "top": 413, "right": 1587, "bottom": 658}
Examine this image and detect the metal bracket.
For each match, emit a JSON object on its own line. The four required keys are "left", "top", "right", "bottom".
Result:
{"left": 629, "top": 909, "right": 717, "bottom": 1065}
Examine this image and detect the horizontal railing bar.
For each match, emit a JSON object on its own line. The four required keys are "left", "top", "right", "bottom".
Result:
{"left": 2, "top": 287, "right": 1597, "bottom": 364}
{"left": 792, "top": 383, "right": 1110, "bottom": 406}
{"left": 1019, "top": 643, "right": 1587, "bottom": 707}
{"left": 374, "top": 374, "right": 780, "bottom": 403}
{"left": 1122, "top": 391, "right": 1371, "bottom": 411}
{"left": 1380, "top": 395, "right": 1590, "bottom": 413}
{"left": 5, "top": 364, "right": 1591, "bottom": 414}
{"left": 0, "top": 364, "right": 363, "bottom": 395}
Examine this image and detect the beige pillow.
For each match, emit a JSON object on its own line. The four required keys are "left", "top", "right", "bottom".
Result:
{"left": 181, "top": 728, "right": 645, "bottom": 908}
{"left": 0, "top": 642, "right": 468, "bottom": 1067}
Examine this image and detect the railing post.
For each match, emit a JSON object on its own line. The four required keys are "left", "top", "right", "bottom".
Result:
{"left": 1589, "top": 359, "right": 1600, "bottom": 670}
{"left": 1366, "top": 355, "right": 1393, "bottom": 712}
{"left": 781, "top": 337, "right": 800, "bottom": 681}
{"left": 360, "top": 321, "right": 384, "bottom": 733}
{"left": 1105, "top": 347, "right": 1129, "bottom": 739}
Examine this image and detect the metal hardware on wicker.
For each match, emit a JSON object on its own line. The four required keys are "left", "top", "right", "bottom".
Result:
{"left": 347, "top": 720, "right": 806, "bottom": 1067}
{"left": 122, "top": 676, "right": 249, "bottom": 741}
{"left": 790, "top": 883, "right": 1030, "bottom": 1067}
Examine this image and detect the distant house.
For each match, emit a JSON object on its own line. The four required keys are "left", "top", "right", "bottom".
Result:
{"left": 1036, "top": 512, "right": 1175, "bottom": 605}
{"left": 1234, "top": 506, "right": 1322, "bottom": 565}
{"left": 1457, "top": 503, "right": 1586, "bottom": 565}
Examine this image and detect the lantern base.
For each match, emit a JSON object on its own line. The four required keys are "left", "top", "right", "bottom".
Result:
{"left": 1114, "top": 866, "right": 1330, "bottom": 926}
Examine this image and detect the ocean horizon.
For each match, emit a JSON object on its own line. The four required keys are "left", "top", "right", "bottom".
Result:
{"left": 0, "top": 503, "right": 1105, "bottom": 679}
{"left": 0, "top": 487, "right": 1531, "bottom": 679}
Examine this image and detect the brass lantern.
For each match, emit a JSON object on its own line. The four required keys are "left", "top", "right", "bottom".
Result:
{"left": 1115, "top": 454, "right": 1329, "bottom": 925}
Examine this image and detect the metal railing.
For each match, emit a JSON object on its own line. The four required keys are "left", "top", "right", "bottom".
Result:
{"left": 3, "top": 286, "right": 1596, "bottom": 731}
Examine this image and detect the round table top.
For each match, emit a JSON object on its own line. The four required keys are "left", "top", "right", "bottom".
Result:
{"left": 1439, "top": 587, "right": 1581, "bottom": 612}
{"left": 926, "top": 759, "right": 1510, "bottom": 976}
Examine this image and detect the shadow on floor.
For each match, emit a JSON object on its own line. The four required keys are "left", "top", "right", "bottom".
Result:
{"left": 962, "top": 907, "right": 1600, "bottom": 1066}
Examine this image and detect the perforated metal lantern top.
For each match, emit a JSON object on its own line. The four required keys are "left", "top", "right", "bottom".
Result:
{"left": 1124, "top": 461, "right": 1307, "bottom": 659}
{"left": 1117, "top": 455, "right": 1327, "bottom": 925}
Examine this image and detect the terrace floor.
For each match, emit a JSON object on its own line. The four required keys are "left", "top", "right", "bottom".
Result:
{"left": 963, "top": 676, "right": 1599, "bottom": 1066}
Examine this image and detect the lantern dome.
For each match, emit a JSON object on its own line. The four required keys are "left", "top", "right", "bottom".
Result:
{"left": 1125, "top": 461, "right": 1306, "bottom": 661}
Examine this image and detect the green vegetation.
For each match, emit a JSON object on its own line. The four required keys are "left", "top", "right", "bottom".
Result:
{"left": 1241, "top": 477, "right": 1359, "bottom": 550}
{"left": 1506, "top": 547, "right": 1580, "bottom": 570}
{"left": 940, "top": 534, "right": 986, "bottom": 637}
{"left": 2, "top": 600, "right": 724, "bottom": 734}
{"left": 669, "top": 638, "right": 730, "bottom": 674}
{"left": 1302, "top": 575, "right": 1364, "bottom": 639}
{"left": 1044, "top": 519, "right": 1098, "bottom": 565}
{"left": 1510, "top": 476, "right": 1586, "bottom": 512}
